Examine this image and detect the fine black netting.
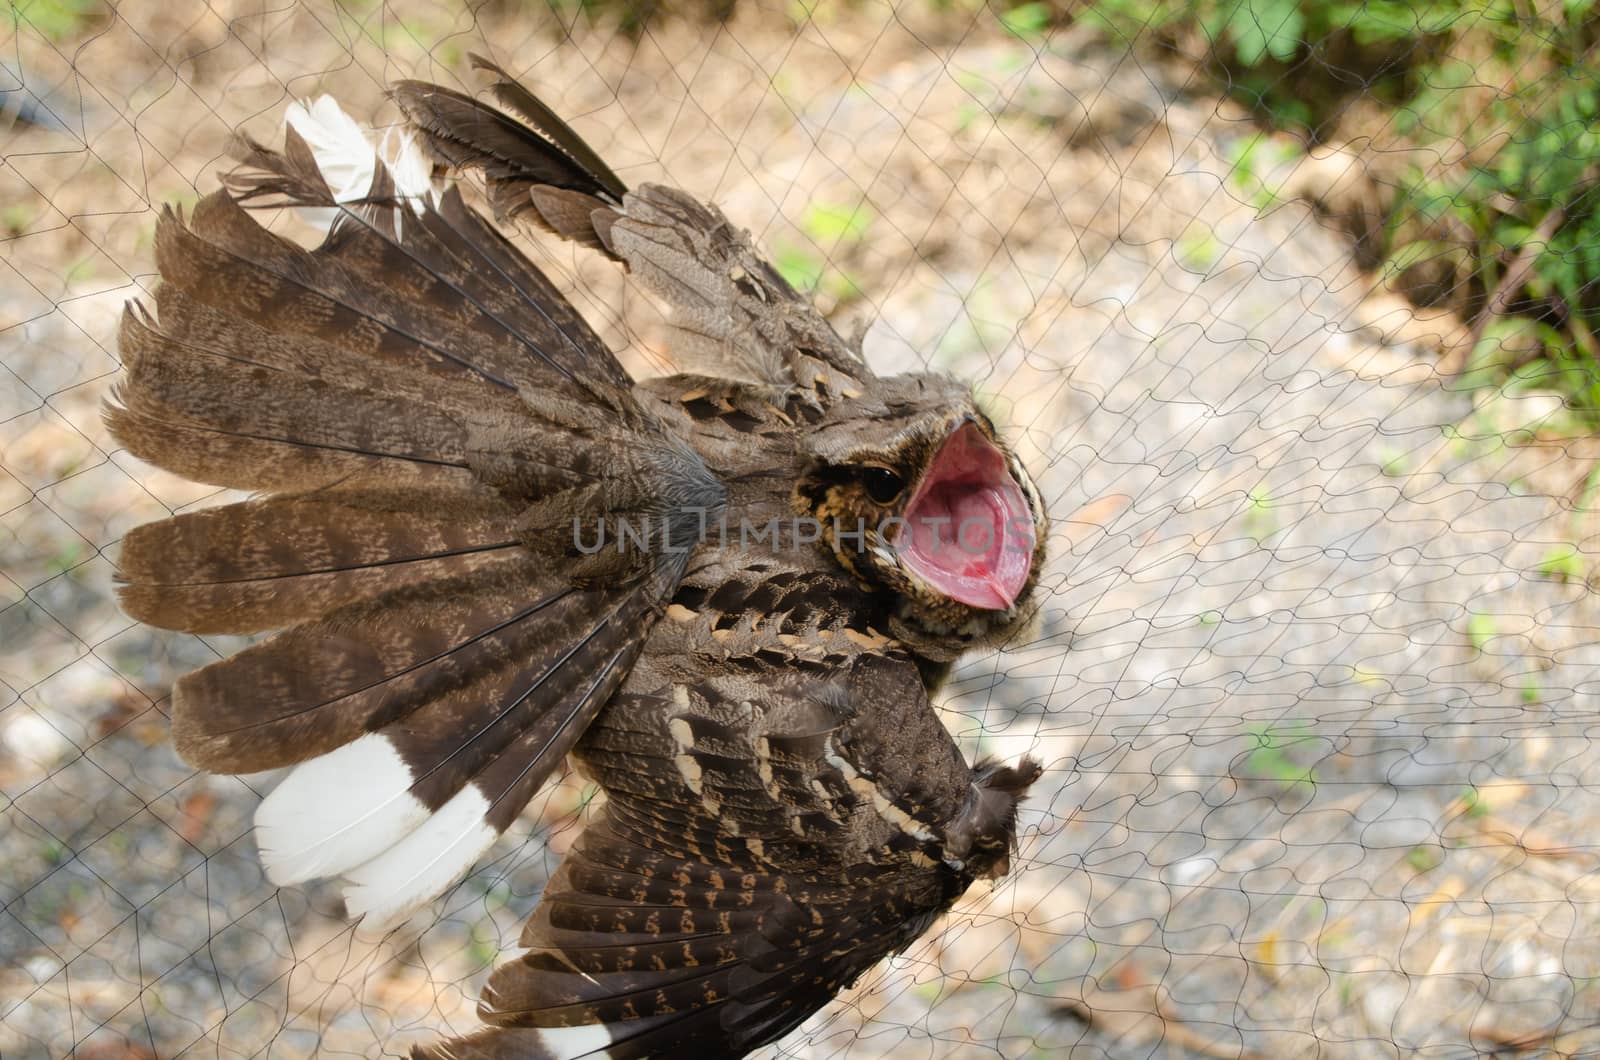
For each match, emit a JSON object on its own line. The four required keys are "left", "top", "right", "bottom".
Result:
{"left": 5, "top": 1, "right": 1600, "bottom": 1056}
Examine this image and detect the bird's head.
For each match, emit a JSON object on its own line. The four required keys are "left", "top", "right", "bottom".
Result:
{"left": 794, "top": 373, "right": 1047, "bottom": 659}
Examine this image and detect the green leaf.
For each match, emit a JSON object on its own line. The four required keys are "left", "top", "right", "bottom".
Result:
{"left": 1264, "top": 5, "right": 1303, "bottom": 62}
{"left": 1380, "top": 238, "right": 1456, "bottom": 279}
{"left": 801, "top": 201, "right": 873, "bottom": 245}
{"left": 1406, "top": 845, "right": 1443, "bottom": 872}
{"left": 999, "top": 1, "right": 1051, "bottom": 38}
{"left": 1538, "top": 545, "right": 1586, "bottom": 582}
{"left": 1377, "top": 445, "right": 1410, "bottom": 477}
{"left": 774, "top": 243, "right": 824, "bottom": 293}
{"left": 1468, "top": 610, "right": 1497, "bottom": 653}
{"left": 11, "top": 0, "right": 102, "bottom": 41}
{"left": 1228, "top": 4, "right": 1270, "bottom": 66}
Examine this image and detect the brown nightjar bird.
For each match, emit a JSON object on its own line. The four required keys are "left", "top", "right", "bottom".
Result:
{"left": 107, "top": 56, "right": 1048, "bottom": 1059}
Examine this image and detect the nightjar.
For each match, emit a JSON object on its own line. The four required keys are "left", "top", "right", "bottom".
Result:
{"left": 108, "top": 56, "right": 1048, "bottom": 1058}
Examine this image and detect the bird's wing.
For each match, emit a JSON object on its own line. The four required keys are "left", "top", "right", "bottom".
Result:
{"left": 392, "top": 57, "right": 868, "bottom": 402}
{"left": 109, "top": 115, "right": 721, "bottom": 926}
{"left": 417, "top": 639, "right": 1039, "bottom": 1059}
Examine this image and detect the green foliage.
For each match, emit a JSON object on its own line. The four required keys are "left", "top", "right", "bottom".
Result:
{"left": 467, "top": 923, "right": 499, "bottom": 967}
{"left": 773, "top": 240, "right": 862, "bottom": 307}
{"left": 1079, "top": 0, "right": 1600, "bottom": 428}
{"left": 1459, "top": 785, "right": 1491, "bottom": 818}
{"left": 1176, "top": 223, "right": 1221, "bottom": 270}
{"left": 1538, "top": 545, "right": 1587, "bottom": 582}
{"left": 771, "top": 200, "right": 873, "bottom": 305}
{"left": 1376, "top": 445, "right": 1410, "bottom": 478}
{"left": 2, "top": 204, "right": 31, "bottom": 237}
{"left": 1226, "top": 133, "right": 1302, "bottom": 211}
{"left": 63, "top": 257, "right": 97, "bottom": 289}
{"left": 774, "top": 243, "right": 825, "bottom": 294}
{"left": 1081, "top": 0, "right": 1489, "bottom": 118}
{"left": 1242, "top": 484, "right": 1278, "bottom": 541}
{"left": 8, "top": 0, "right": 103, "bottom": 41}
{"left": 1406, "top": 844, "right": 1444, "bottom": 872}
{"left": 1405, "top": 73, "right": 1600, "bottom": 417}
{"left": 1337, "top": 974, "right": 1356, "bottom": 1006}
{"left": 48, "top": 538, "right": 85, "bottom": 577}
{"left": 801, "top": 201, "right": 873, "bottom": 245}
{"left": 1467, "top": 610, "right": 1496, "bottom": 653}
{"left": 1241, "top": 720, "right": 1318, "bottom": 789}
{"left": 1000, "top": 1, "right": 1052, "bottom": 38}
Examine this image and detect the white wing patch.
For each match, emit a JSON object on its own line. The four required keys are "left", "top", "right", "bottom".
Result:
{"left": 534, "top": 1023, "right": 615, "bottom": 1059}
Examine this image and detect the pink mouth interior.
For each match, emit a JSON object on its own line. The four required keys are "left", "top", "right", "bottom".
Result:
{"left": 900, "top": 422, "right": 1034, "bottom": 611}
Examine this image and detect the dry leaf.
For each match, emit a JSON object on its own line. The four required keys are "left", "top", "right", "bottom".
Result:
{"left": 177, "top": 789, "right": 216, "bottom": 844}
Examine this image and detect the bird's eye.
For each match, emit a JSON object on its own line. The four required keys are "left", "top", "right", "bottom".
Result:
{"left": 860, "top": 466, "right": 905, "bottom": 505}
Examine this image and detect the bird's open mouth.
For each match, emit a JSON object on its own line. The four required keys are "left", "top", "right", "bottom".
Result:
{"left": 898, "top": 421, "right": 1034, "bottom": 611}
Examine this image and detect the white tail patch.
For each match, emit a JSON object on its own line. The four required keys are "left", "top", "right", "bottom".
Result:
{"left": 341, "top": 781, "right": 497, "bottom": 927}
{"left": 285, "top": 96, "right": 378, "bottom": 205}
{"left": 283, "top": 95, "right": 435, "bottom": 234}
{"left": 254, "top": 732, "right": 430, "bottom": 886}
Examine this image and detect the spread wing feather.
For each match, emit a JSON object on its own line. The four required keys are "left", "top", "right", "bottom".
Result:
{"left": 390, "top": 59, "right": 624, "bottom": 238}
{"left": 417, "top": 653, "right": 1038, "bottom": 1058}
{"left": 393, "top": 61, "right": 867, "bottom": 398}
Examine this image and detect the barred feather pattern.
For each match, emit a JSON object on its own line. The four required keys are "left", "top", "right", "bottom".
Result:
{"left": 417, "top": 648, "right": 1040, "bottom": 1058}
{"left": 111, "top": 67, "right": 1045, "bottom": 1054}
{"left": 109, "top": 110, "right": 716, "bottom": 926}
{"left": 393, "top": 57, "right": 866, "bottom": 399}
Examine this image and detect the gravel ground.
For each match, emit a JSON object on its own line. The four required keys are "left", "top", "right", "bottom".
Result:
{"left": 4, "top": 3, "right": 1599, "bottom": 1058}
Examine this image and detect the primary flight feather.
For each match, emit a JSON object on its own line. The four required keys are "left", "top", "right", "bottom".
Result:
{"left": 109, "top": 56, "right": 1048, "bottom": 1057}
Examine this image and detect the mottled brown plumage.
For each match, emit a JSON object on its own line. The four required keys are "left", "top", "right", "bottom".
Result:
{"left": 109, "top": 59, "right": 1048, "bottom": 1058}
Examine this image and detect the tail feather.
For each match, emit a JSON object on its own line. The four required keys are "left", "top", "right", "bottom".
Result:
{"left": 112, "top": 96, "right": 724, "bottom": 937}
{"left": 345, "top": 635, "right": 645, "bottom": 926}
{"left": 411, "top": 1025, "right": 600, "bottom": 1060}
{"left": 474, "top": 55, "right": 626, "bottom": 201}
{"left": 116, "top": 488, "right": 520, "bottom": 634}
{"left": 254, "top": 564, "right": 677, "bottom": 926}
{"left": 116, "top": 306, "right": 474, "bottom": 462}
{"left": 152, "top": 193, "right": 542, "bottom": 395}
{"left": 387, "top": 581, "right": 656, "bottom": 814}
{"left": 171, "top": 561, "right": 572, "bottom": 773}
{"left": 137, "top": 286, "right": 533, "bottom": 417}
{"left": 224, "top": 126, "right": 633, "bottom": 399}
{"left": 390, "top": 57, "right": 624, "bottom": 203}
{"left": 339, "top": 778, "right": 502, "bottom": 925}
{"left": 417, "top": 191, "right": 632, "bottom": 392}
{"left": 105, "top": 392, "right": 471, "bottom": 493}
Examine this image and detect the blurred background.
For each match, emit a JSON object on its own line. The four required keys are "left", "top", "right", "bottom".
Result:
{"left": 5, "top": 0, "right": 1600, "bottom": 1055}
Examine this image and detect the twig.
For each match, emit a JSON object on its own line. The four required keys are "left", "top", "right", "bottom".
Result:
{"left": 1438, "top": 203, "right": 1566, "bottom": 375}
